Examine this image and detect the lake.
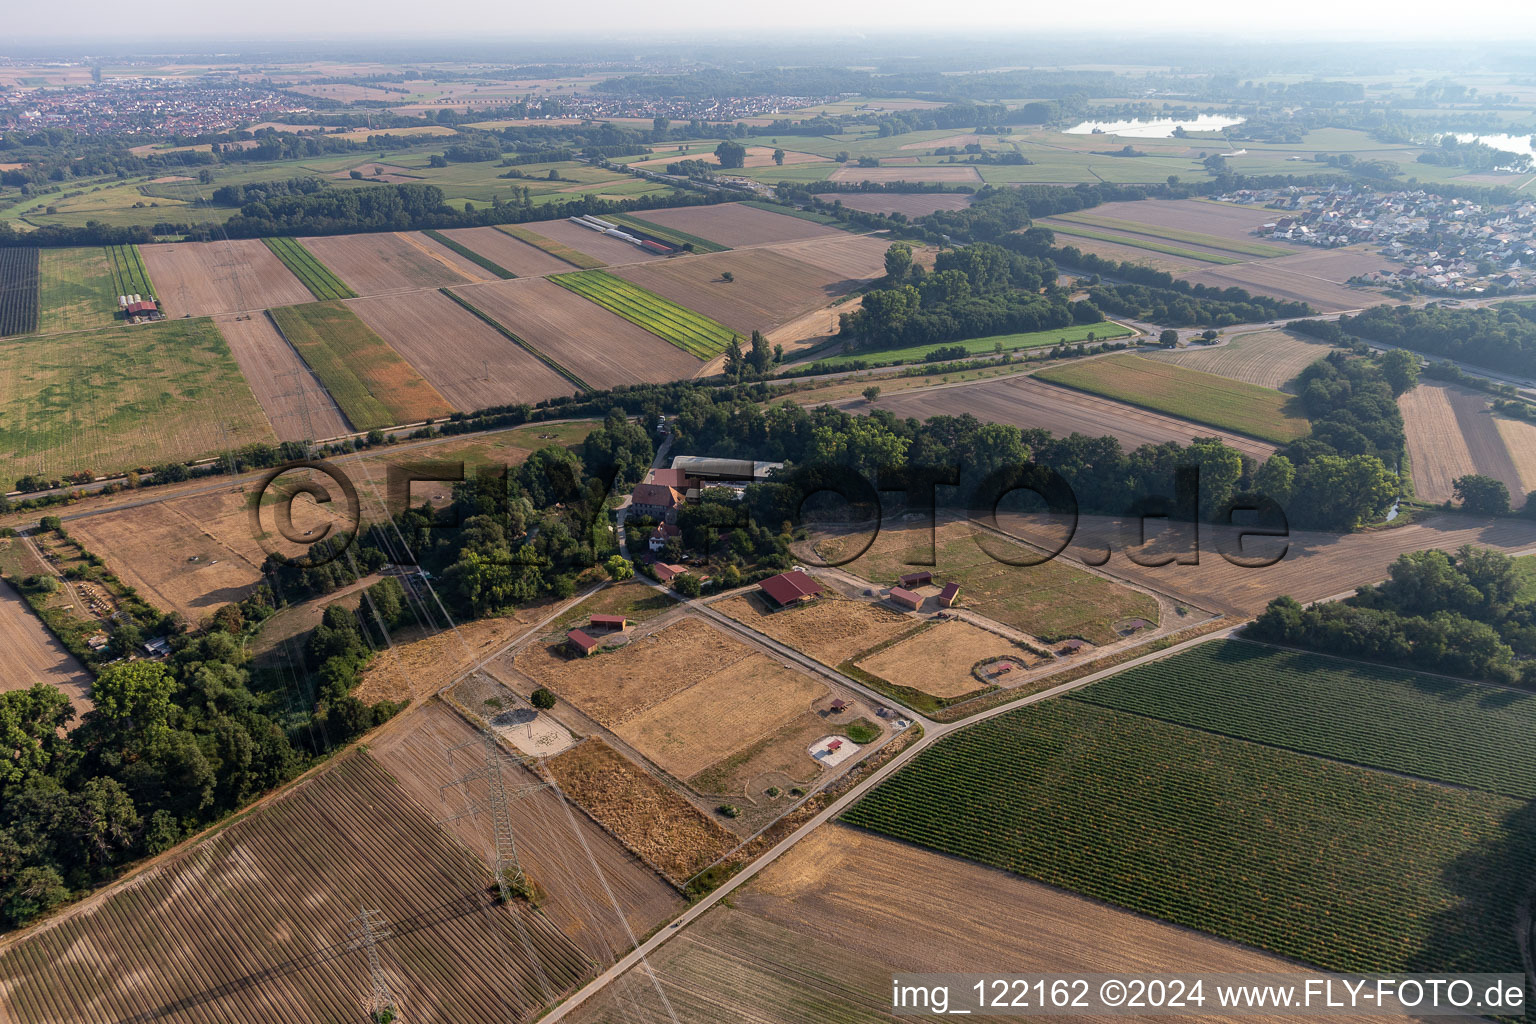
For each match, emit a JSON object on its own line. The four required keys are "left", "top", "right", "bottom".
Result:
{"left": 1451, "top": 133, "right": 1536, "bottom": 161}
{"left": 1064, "top": 114, "right": 1246, "bottom": 138}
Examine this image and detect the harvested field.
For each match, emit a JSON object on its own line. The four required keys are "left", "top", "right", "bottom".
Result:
{"left": 139, "top": 239, "right": 312, "bottom": 316}
{"left": 0, "top": 580, "right": 92, "bottom": 714}
{"left": 548, "top": 271, "right": 737, "bottom": 359}
{"left": 214, "top": 313, "right": 350, "bottom": 440}
{"left": 628, "top": 203, "right": 840, "bottom": 247}
{"left": 513, "top": 616, "right": 752, "bottom": 727}
{"left": 1144, "top": 328, "right": 1337, "bottom": 391}
{"left": 0, "top": 317, "right": 275, "bottom": 483}
{"left": 1074, "top": 198, "right": 1288, "bottom": 245}
{"left": 438, "top": 226, "right": 574, "bottom": 276}
{"left": 36, "top": 247, "right": 116, "bottom": 333}
{"left": 767, "top": 233, "right": 903, "bottom": 280}
{"left": 346, "top": 290, "right": 574, "bottom": 410}
{"left": 828, "top": 164, "right": 983, "bottom": 184}
{"left": 900, "top": 133, "right": 981, "bottom": 150}
{"left": 1037, "top": 354, "right": 1310, "bottom": 444}
{"left": 300, "top": 232, "right": 473, "bottom": 295}
{"left": 544, "top": 739, "right": 736, "bottom": 883}
{"left": 855, "top": 620, "right": 1026, "bottom": 699}
{"left": 1180, "top": 248, "right": 1392, "bottom": 312}
{"left": 615, "top": 653, "right": 828, "bottom": 780}
{"left": 865, "top": 373, "right": 1279, "bottom": 461}
{"left": 713, "top": 591, "right": 916, "bottom": 665}
{"left": 612, "top": 248, "right": 870, "bottom": 335}
{"left": 1051, "top": 230, "right": 1202, "bottom": 274}
{"left": 828, "top": 521, "right": 1161, "bottom": 646}
{"left": 1495, "top": 415, "right": 1536, "bottom": 500}
{"left": 572, "top": 825, "right": 1358, "bottom": 1024}
{"left": 494, "top": 224, "right": 604, "bottom": 269}
{"left": 408, "top": 230, "right": 502, "bottom": 281}
{"left": 371, "top": 702, "right": 684, "bottom": 964}
{"left": 811, "top": 192, "right": 973, "bottom": 217}
{"left": 270, "top": 301, "right": 452, "bottom": 429}
{"left": 0, "top": 752, "right": 592, "bottom": 1024}
{"left": 451, "top": 277, "right": 703, "bottom": 388}
{"left": 327, "top": 161, "right": 421, "bottom": 183}
{"left": 629, "top": 146, "right": 829, "bottom": 171}
{"left": 521, "top": 218, "right": 667, "bottom": 268}
{"left": 1401, "top": 382, "right": 1524, "bottom": 506}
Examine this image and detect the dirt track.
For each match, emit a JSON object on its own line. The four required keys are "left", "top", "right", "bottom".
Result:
{"left": 214, "top": 313, "right": 350, "bottom": 440}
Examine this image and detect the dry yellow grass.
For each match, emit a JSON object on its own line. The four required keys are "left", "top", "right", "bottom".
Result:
{"left": 355, "top": 611, "right": 554, "bottom": 704}
{"left": 514, "top": 616, "right": 753, "bottom": 727}
{"left": 616, "top": 654, "right": 827, "bottom": 779}
{"left": 855, "top": 620, "right": 1027, "bottom": 698}
{"left": 1495, "top": 416, "right": 1536, "bottom": 504}
{"left": 713, "top": 591, "right": 916, "bottom": 665}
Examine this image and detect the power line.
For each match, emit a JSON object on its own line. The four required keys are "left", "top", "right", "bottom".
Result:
{"left": 439, "top": 731, "right": 550, "bottom": 902}
{"left": 347, "top": 906, "right": 400, "bottom": 1024}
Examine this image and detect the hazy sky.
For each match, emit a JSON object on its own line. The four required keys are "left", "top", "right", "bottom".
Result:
{"left": 7, "top": 0, "right": 1536, "bottom": 45}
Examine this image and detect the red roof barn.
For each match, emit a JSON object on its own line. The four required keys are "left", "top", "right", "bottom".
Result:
{"left": 937, "top": 582, "right": 961, "bottom": 607}
{"left": 759, "top": 570, "right": 822, "bottom": 608}
{"left": 567, "top": 629, "right": 599, "bottom": 656}
{"left": 888, "top": 587, "right": 923, "bottom": 610}
{"left": 897, "top": 570, "right": 932, "bottom": 588}
{"left": 590, "top": 614, "right": 627, "bottom": 632}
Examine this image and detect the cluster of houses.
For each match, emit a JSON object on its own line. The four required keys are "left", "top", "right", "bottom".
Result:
{"left": 4, "top": 77, "right": 299, "bottom": 135}
{"left": 627, "top": 457, "right": 784, "bottom": 583}
{"left": 1216, "top": 185, "right": 1536, "bottom": 294}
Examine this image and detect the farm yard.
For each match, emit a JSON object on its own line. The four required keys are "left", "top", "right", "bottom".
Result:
{"left": 436, "top": 226, "right": 577, "bottom": 276}
{"left": 214, "top": 313, "right": 350, "bottom": 440}
{"left": 346, "top": 290, "right": 576, "bottom": 410}
{"left": 627, "top": 202, "right": 844, "bottom": 247}
{"left": 1143, "top": 328, "right": 1338, "bottom": 391}
{"left": 262, "top": 236, "right": 356, "bottom": 299}
{"left": 104, "top": 243, "right": 154, "bottom": 299}
{"left": 1400, "top": 381, "right": 1524, "bottom": 506}
{"left": 611, "top": 248, "right": 870, "bottom": 336}
{"left": 0, "top": 753, "right": 594, "bottom": 1024}
{"left": 35, "top": 247, "right": 117, "bottom": 332}
{"left": 1036, "top": 354, "right": 1310, "bottom": 444}
{"left": 812, "top": 191, "right": 974, "bottom": 217}
{"left": 863, "top": 373, "right": 1279, "bottom": 461}
{"left": 450, "top": 277, "right": 704, "bottom": 388}
{"left": 570, "top": 824, "right": 1339, "bottom": 1024}
{"left": 269, "top": 301, "right": 452, "bottom": 430}
{"left": 0, "top": 572, "right": 92, "bottom": 713}
{"left": 1076, "top": 640, "right": 1536, "bottom": 799}
{"left": 0, "top": 317, "right": 274, "bottom": 484}
{"left": 139, "top": 238, "right": 313, "bottom": 316}
{"left": 300, "top": 231, "right": 473, "bottom": 295}
{"left": 371, "top": 703, "right": 685, "bottom": 966}
{"left": 550, "top": 270, "right": 738, "bottom": 359}
{"left": 0, "top": 247, "right": 40, "bottom": 337}
{"left": 843, "top": 698, "right": 1535, "bottom": 975}
{"left": 544, "top": 739, "right": 737, "bottom": 883}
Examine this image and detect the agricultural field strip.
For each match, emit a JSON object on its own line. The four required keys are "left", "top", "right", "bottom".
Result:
{"left": 1043, "top": 222, "right": 1244, "bottom": 265}
{"left": 1034, "top": 353, "right": 1308, "bottom": 445}
{"left": 843, "top": 699, "right": 1529, "bottom": 975}
{"left": 604, "top": 213, "right": 730, "bottom": 254}
{"left": 0, "top": 247, "right": 40, "bottom": 336}
{"left": 261, "top": 237, "right": 356, "bottom": 300}
{"left": 1072, "top": 639, "right": 1536, "bottom": 798}
{"left": 1050, "top": 210, "right": 1295, "bottom": 258}
{"left": 439, "top": 288, "right": 592, "bottom": 391}
{"left": 105, "top": 244, "right": 154, "bottom": 299}
{"left": 549, "top": 271, "right": 737, "bottom": 359}
{"left": 495, "top": 224, "right": 604, "bottom": 269}
{"left": 423, "top": 229, "right": 515, "bottom": 278}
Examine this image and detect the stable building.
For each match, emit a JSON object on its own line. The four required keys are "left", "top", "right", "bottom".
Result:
{"left": 937, "top": 582, "right": 961, "bottom": 608}
{"left": 758, "top": 570, "right": 822, "bottom": 609}
{"left": 897, "top": 570, "right": 932, "bottom": 588}
{"left": 888, "top": 587, "right": 923, "bottom": 611}
{"left": 567, "top": 629, "right": 600, "bottom": 657}
{"left": 590, "top": 614, "right": 627, "bottom": 633}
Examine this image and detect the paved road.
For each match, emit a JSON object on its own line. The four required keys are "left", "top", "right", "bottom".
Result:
{"left": 538, "top": 621, "right": 1237, "bottom": 1023}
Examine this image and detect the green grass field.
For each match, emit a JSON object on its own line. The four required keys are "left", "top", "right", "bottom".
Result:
{"left": 105, "top": 244, "right": 155, "bottom": 299}
{"left": 550, "top": 270, "right": 739, "bottom": 358}
{"left": 1050, "top": 211, "right": 1294, "bottom": 259}
{"left": 1075, "top": 640, "right": 1536, "bottom": 798}
{"left": 1044, "top": 223, "right": 1243, "bottom": 264}
{"left": 262, "top": 237, "right": 356, "bottom": 300}
{"left": 605, "top": 213, "right": 730, "bottom": 254}
{"left": 36, "top": 248, "right": 118, "bottom": 333}
{"left": 843, "top": 698, "right": 1535, "bottom": 974}
{"left": 805, "top": 321, "right": 1136, "bottom": 369}
{"left": 0, "top": 317, "right": 273, "bottom": 483}
{"left": 1036, "top": 353, "right": 1310, "bottom": 444}
{"left": 422, "top": 230, "right": 515, "bottom": 278}
{"left": 494, "top": 224, "right": 604, "bottom": 269}
{"left": 268, "top": 302, "right": 449, "bottom": 430}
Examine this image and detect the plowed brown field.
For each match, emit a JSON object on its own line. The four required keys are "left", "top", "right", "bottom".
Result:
{"left": 450, "top": 278, "right": 703, "bottom": 388}
{"left": 139, "top": 239, "right": 312, "bottom": 316}
{"left": 214, "top": 312, "right": 350, "bottom": 440}
{"left": 301, "top": 232, "right": 472, "bottom": 295}
{"left": 346, "top": 290, "right": 574, "bottom": 410}
{"left": 629, "top": 203, "right": 841, "bottom": 246}
{"left": 612, "top": 248, "right": 867, "bottom": 335}
{"left": 437, "top": 227, "right": 574, "bottom": 276}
